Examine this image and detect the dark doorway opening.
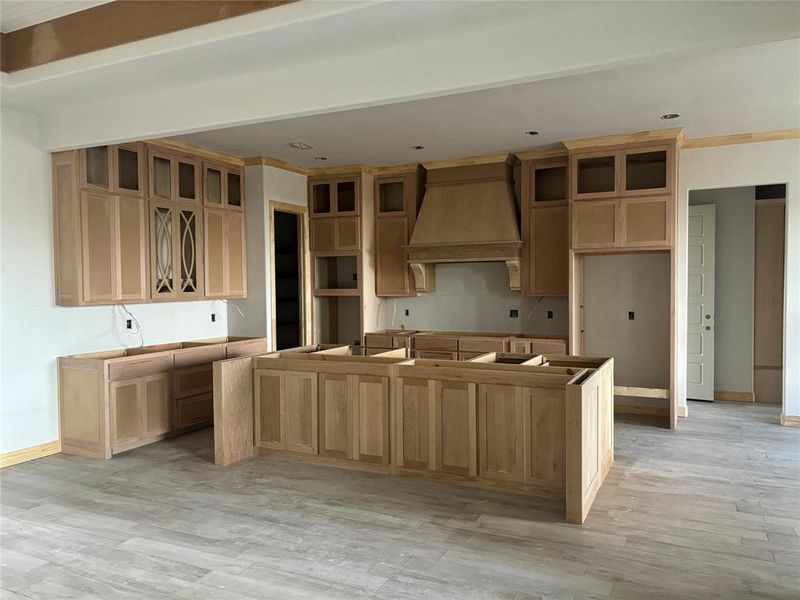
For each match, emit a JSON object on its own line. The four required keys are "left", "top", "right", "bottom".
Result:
{"left": 274, "top": 210, "right": 302, "bottom": 349}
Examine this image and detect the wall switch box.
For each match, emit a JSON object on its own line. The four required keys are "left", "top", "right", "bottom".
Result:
{"left": 547, "top": 310, "right": 554, "bottom": 320}
{"left": 405, "top": 309, "right": 410, "bottom": 316}
{"left": 211, "top": 313, "right": 216, "bottom": 322}
{"left": 510, "top": 309, "right": 519, "bottom": 318}
{"left": 126, "top": 319, "right": 132, "bottom": 330}
{"left": 628, "top": 311, "right": 635, "bottom": 321}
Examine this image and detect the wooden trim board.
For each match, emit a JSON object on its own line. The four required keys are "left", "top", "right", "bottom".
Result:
{"left": 0, "top": 440, "right": 61, "bottom": 469}
{"left": 682, "top": 129, "right": 800, "bottom": 149}
{"left": 2, "top": 1, "right": 295, "bottom": 72}
{"left": 714, "top": 390, "right": 755, "bottom": 402}
{"left": 780, "top": 414, "right": 800, "bottom": 428}
{"left": 614, "top": 385, "right": 669, "bottom": 399}
{"left": 677, "top": 405, "right": 688, "bottom": 418}
{"left": 614, "top": 404, "right": 669, "bottom": 417}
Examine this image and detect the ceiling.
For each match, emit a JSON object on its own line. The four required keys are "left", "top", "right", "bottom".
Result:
{"left": 0, "top": 0, "right": 111, "bottom": 33}
{"left": 175, "top": 39, "right": 799, "bottom": 167}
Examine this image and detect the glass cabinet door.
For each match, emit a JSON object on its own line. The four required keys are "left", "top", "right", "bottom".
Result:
{"left": 227, "top": 171, "right": 242, "bottom": 208}
{"left": 82, "top": 146, "right": 111, "bottom": 190}
{"left": 204, "top": 166, "right": 223, "bottom": 205}
{"left": 151, "top": 203, "right": 175, "bottom": 297}
{"left": 116, "top": 147, "right": 141, "bottom": 194}
{"left": 151, "top": 154, "right": 173, "bottom": 200}
{"left": 177, "top": 159, "right": 198, "bottom": 202}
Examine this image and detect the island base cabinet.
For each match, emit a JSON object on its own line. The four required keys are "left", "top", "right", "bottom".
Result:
{"left": 478, "top": 384, "right": 526, "bottom": 483}
{"left": 319, "top": 373, "right": 351, "bottom": 458}
{"left": 255, "top": 370, "right": 318, "bottom": 454}
{"left": 396, "top": 378, "right": 477, "bottom": 476}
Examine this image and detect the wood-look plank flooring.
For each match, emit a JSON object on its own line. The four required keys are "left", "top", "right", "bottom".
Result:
{"left": 1, "top": 401, "right": 798, "bottom": 599}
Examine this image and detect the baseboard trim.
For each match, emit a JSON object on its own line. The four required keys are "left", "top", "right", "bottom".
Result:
{"left": 677, "top": 405, "right": 688, "bottom": 418}
{"left": 0, "top": 440, "right": 61, "bottom": 469}
{"left": 614, "top": 404, "right": 668, "bottom": 417}
{"left": 780, "top": 414, "right": 800, "bottom": 428}
{"left": 714, "top": 390, "right": 754, "bottom": 402}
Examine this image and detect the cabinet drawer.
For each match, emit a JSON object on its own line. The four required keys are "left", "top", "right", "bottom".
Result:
{"left": 364, "top": 334, "right": 393, "bottom": 349}
{"left": 175, "top": 394, "right": 213, "bottom": 429}
{"left": 173, "top": 345, "right": 224, "bottom": 368}
{"left": 531, "top": 339, "right": 567, "bottom": 355}
{"left": 173, "top": 364, "right": 214, "bottom": 399}
{"left": 415, "top": 350, "right": 457, "bottom": 360}
{"left": 109, "top": 354, "right": 172, "bottom": 381}
{"left": 226, "top": 339, "right": 267, "bottom": 359}
{"left": 414, "top": 336, "right": 458, "bottom": 352}
{"left": 458, "top": 337, "right": 507, "bottom": 353}
{"left": 508, "top": 340, "right": 531, "bottom": 354}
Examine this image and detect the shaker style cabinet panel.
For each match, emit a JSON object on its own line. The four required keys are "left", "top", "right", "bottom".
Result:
{"left": 528, "top": 205, "right": 568, "bottom": 295}
{"left": 117, "top": 195, "right": 148, "bottom": 301}
{"left": 478, "top": 384, "right": 525, "bottom": 483}
{"left": 203, "top": 207, "right": 247, "bottom": 299}
{"left": 110, "top": 378, "right": 142, "bottom": 451}
{"left": 319, "top": 373, "right": 351, "bottom": 458}
{"left": 620, "top": 196, "right": 671, "bottom": 247}
{"left": 572, "top": 200, "right": 618, "bottom": 250}
{"left": 80, "top": 191, "right": 117, "bottom": 303}
{"left": 354, "top": 375, "right": 390, "bottom": 464}
{"left": 254, "top": 370, "right": 318, "bottom": 454}
{"left": 204, "top": 208, "right": 226, "bottom": 297}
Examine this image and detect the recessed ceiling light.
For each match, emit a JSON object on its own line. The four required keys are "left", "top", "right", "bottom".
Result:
{"left": 410, "top": 145, "right": 425, "bottom": 150}
{"left": 313, "top": 156, "right": 327, "bottom": 161}
{"left": 288, "top": 142, "right": 313, "bottom": 150}
{"left": 660, "top": 113, "right": 680, "bottom": 120}
{"left": 524, "top": 131, "right": 539, "bottom": 136}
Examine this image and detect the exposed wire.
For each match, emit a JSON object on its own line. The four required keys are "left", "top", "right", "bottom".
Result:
{"left": 527, "top": 296, "right": 545, "bottom": 320}
{"left": 120, "top": 303, "right": 144, "bottom": 348}
{"left": 220, "top": 299, "right": 246, "bottom": 320}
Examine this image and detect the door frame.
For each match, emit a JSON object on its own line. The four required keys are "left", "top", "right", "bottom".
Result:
{"left": 269, "top": 200, "right": 312, "bottom": 351}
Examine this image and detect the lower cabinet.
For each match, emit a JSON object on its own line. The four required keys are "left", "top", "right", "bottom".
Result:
{"left": 478, "top": 384, "right": 526, "bottom": 483}
{"left": 109, "top": 372, "right": 171, "bottom": 452}
{"left": 396, "top": 378, "right": 477, "bottom": 476}
{"left": 175, "top": 394, "right": 213, "bottom": 430}
{"left": 254, "top": 370, "right": 318, "bottom": 454}
{"left": 319, "top": 373, "right": 351, "bottom": 458}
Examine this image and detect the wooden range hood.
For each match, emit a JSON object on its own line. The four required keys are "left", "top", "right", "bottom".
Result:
{"left": 405, "top": 159, "right": 522, "bottom": 293}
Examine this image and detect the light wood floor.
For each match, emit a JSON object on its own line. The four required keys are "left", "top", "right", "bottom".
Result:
{"left": 1, "top": 401, "right": 798, "bottom": 600}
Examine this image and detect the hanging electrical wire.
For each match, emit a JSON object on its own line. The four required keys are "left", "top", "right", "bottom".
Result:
{"left": 119, "top": 303, "right": 144, "bottom": 348}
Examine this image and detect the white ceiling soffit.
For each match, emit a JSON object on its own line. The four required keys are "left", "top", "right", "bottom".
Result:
{"left": 2, "top": 1, "right": 798, "bottom": 151}
{"left": 174, "top": 39, "right": 800, "bottom": 167}
{"left": 0, "top": 0, "right": 112, "bottom": 33}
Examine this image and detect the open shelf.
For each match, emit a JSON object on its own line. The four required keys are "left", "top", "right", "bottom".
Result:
{"left": 315, "top": 255, "right": 357, "bottom": 291}
{"left": 315, "top": 295, "right": 361, "bottom": 347}
{"left": 625, "top": 150, "right": 667, "bottom": 192}
{"left": 576, "top": 155, "right": 615, "bottom": 196}
{"left": 379, "top": 181, "right": 404, "bottom": 213}
{"left": 534, "top": 165, "right": 567, "bottom": 203}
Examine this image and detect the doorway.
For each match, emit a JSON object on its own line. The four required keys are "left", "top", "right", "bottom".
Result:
{"left": 270, "top": 201, "right": 311, "bottom": 350}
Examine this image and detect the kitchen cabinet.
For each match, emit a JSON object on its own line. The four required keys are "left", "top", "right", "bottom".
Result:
{"left": 319, "top": 372, "right": 351, "bottom": 458}
{"left": 310, "top": 178, "right": 359, "bottom": 216}
{"left": 572, "top": 199, "right": 617, "bottom": 250}
{"left": 374, "top": 169, "right": 424, "bottom": 297}
{"left": 478, "top": 383, "right": 526, "bottom": 483}
{"left": 255, "top": 370, "right": 318, "bottom": 454}
{"left": 620, "top": 196, "right": 671, "bottom": 247}
{"left": 53, "top": 142, "right": 246, "bottom": 305}
{"left": 204, "top": 207, "right": 246, "bottom": 298}
{"left": 521, "top": 158, "right": 569, "bottom": 296}
{"left": 59, "top": 337, "right": 267, "bottom": 459}
{"left": 203, "top": 161, "right": 243, "bottom": 209}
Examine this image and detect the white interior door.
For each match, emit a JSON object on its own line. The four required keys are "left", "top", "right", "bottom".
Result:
{"left": 687, "top": 204, "right": 715, "bottom": 400}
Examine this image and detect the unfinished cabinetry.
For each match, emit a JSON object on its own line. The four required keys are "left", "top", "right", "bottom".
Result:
{"left": 150, "top": 200, "right": 203, "bottom": 299}
{"left": 54, "top": 150, "right": 148, "bottom": 305}
{"left": 204, "top": 207, "right": 246, "bottom": 298}
{"left": 374, "top": 167, "right": 424, "bottom": 297}
{"left": 203, "top": 161, "right": 243, "bottom": 209}
{"left": 254, "top": 369, "right": 318, "bottom": 454}
{"left": 521, "top": 157, "right": 569, "bottom": 296}
{"left": 148, "top": 147, "right": 201, "bottom": 203}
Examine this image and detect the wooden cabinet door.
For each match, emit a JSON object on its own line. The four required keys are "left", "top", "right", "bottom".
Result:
{"left": 117, "top": 196, "right": 148, "bottom": 301}
{"left": 620, "top": 196, "right": 670, "bottom": 248}
{"left": 529, "top": 206, "right": 568, "bottom": 295}
{"left": 81, "top": 191, "right": 117, "bottom": 303}
{"left": 478, "top": 384, "right": 525, "bottom": 482}
{"left": 284, "top": 371, "right": 318, "bottom": 454}
{"left": 335, "top": 216, "right": 360, "bottom": 250}
{"left": 310, "top": 217, "right": 335, "bottom": 252}
{"left": 110, "top": 378, "right": 142, "bottom": 450}
{"left": 177, "top": 205, "right": 203, "bottom": 298}
{"left": 204, "top": 207, "right": 226, "bottom": 297}
{"left": 226, "top": 209, "right": 246, "bottom": 297}
{"left": 354, "top": 375, "right": 389, "bottom": 464}
{"left": 150, "top": 201, "right": 178, "bottom": 299}
{"left": 531, "top": 339, "right": 567, "bottom": 355}
{"left": 141, "top": 373, "right": 170, "bottom": 438}
{"left": 572, "top": 200, "right": 618, "bottom": 250}
{"left": 80, "top": 146, "right": 112, "bottom": 192}
{"left": 376, "top": 215, "right": 409, "bottom": 296}
{"left": 319, "top": 373, "right": 351, "bottom": 458}
{"left": 396, "top": 378, "right": 431, "bottom": 470}
{"left": 175, "top": 394, "right": 213, "bottom": 429}
{"left": 255, "top": 370, "right": 284, "bottom": 449}
{"left": 438, "top": 380, "right": 477, "bottom": 477}
{"left": 114, "top": 143, "right": 145, "bottom": 197}
{"left": 527, "top": 388, "right": 566, "bottom": 488}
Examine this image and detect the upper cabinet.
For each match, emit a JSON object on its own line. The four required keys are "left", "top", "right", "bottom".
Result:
{"left": 569, "top": 140, "right": 677, "bottom": 252}
{"left": 310, "top": 177, "right": 359, "bottom": 217}
{"left": 53, "top": 142, "right": 247, "bottom": 306}
{"left": 374, "top": 168, "right": 424, "bottom": 297}
{"left": 203, "top": 161, "right": 243, "bottom": 210}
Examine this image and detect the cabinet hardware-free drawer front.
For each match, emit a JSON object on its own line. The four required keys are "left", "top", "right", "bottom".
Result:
{"left": 458, "top": 338, "right": 507, "bottom": 353}
{"left": 226, "top": 339, "right": 267, "bottom": 359}
{"left": 175, "top": 394, "right": 213, "bottom": 429}
{"left": 364, "top": 334, "right": 393, "bottom": 349}
{"left": 109, "top": 355, "right": 172, "bottom": 381}
{"left": 413, "top": 336, "right": 459, "bottom": 352}
{"left": 531, "top": 339, "right": 567, "bottom": 355}
{"left": 173, "top": 365, "right": 213, "bottom": 399}
{"left": 415, "top": 350, "right": 458, "bottom": 360}
{"left": 173, "top": 345, "right": 224, "bottom": 368}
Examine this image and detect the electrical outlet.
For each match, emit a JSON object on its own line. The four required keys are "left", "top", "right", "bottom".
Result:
{"left": 211, "top": 313, "right": 216, "bottom": 323}
{"left": 405, "top": 309, "right": 410, "bottom": 316}
{"left": 509, "top": 309, "right": 519, "bottom": 318}
{"left": 126, "top": 319, "right": 132, "bottom": 330}
{"left": 352, "top": 272, "right": 358, "bottom": 281}
{"left": 628, "top": 310, "right": 635, "bottom": 321}
{"left": 547, "top": 310, "right": 554, "bottom": 320}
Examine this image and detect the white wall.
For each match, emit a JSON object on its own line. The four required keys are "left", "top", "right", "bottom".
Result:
{"left": 380, "top": 262, "right": 568, "bottom": 335}
{"left": 689, "top": 187, "right": 755, "bottom": 394}
{"left": 0, "top": 107, "right": 229, "bottom": 454}
{"left": 228, "top": 165, "right": 306, "bottom": 349}
{"left": 678, "top": 140, "right": 800, "bottom": 418}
